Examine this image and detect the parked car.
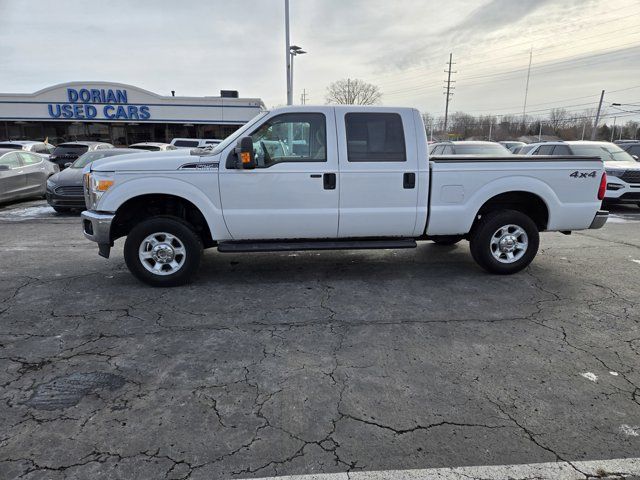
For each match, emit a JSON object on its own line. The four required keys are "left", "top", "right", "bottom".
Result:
{"left": 0, "top": 148, "right": 59, "bottom": 204}
{"left": 49, "top": 141, "right": 114, "bottom": 170}
{"left": 524, "top": 140, "right": 640, "bottom": 207}
{"left": 46, "top": 148, "right": 140, "bottom": 213}
{"left": 169, "top": 138, "right": 222, "bottom": 149}
{"left": 129, "top": 142, "right": 177, "bottom": 152}
{"left": 616, "top": 141, "right": 640, "bottom": 159}
{"left": 429, "top": 141, "right": 511, "bottom": 156}
{"left": 0, "top": 140, "right": 55, "bottom": 158}
{"left": 81, "top": 106, "right": 606, "bottom": 286}
{"left": 499, "top": 141, "right": 526, "bottom": 153}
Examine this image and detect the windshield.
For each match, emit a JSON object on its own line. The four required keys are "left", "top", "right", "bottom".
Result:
{"left": 569, "top": 144, "right": 635, "bottom": 162}
{"left": 173, "top": 140, "right": 199, "bottom": 147}
{"left": 130, "top": 145, "right": 160, "bottom": 151}
{"left": 211, "top": 111, "right": 270, "bottom": 155}
{"left": 455, "top": 143, "right": 510, "bottom": 155}
{"left": 71, "top": 150, "right": 136, "bottom": 168}
{"left": 53, "top": 144, "right": 89, "bottom": 156}
{"left": 0, "top": 143, "right": 24, "bottom": 150}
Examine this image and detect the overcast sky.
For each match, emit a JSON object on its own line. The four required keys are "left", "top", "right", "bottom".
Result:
{"left": 0, "top": 0, "right": 639, "bottom": 123}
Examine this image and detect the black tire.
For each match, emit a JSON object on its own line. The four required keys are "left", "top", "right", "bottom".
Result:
{"left": 52, "top": 206, "right": 71, "bottom": 214}
{"left": 124, "top": 216, "right": 203, "bottom": 287}
{"left": 431, "top": 235, "right": 463, "bottom": 246}
{"left": 469, "top": 209, "right": 539, "bottom": 275}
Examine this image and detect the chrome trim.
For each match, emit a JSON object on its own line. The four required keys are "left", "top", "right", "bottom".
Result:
{"left": 81, "top": 210, "right": 115, "bottom": 245}
{"left": 589, "top": 210, "right": 608, "bottom": 229}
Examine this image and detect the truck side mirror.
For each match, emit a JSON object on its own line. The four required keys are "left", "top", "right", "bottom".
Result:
{"left": 64, "top": 162, "right": 72, "bottom": 168}
{"left": 235, "top": 137, "right": 256, "bottom": 169}
{"left": 633, "top": 155, "right": 639, "bottom": 161}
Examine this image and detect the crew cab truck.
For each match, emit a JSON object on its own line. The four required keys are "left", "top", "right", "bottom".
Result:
{"left": 81, "top": 106, "right": 608, "bottom": 287}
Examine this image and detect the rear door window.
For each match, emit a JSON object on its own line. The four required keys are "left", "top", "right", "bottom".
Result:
{"left": 552, "top": 145, "right": 571, "bottom": 155}
{"left": 536, "top": 145, "right": 555, "bottom": 155}
{"left": 345, "top": 113, "right": 406, "bottom": 162}
{"left": 18, "top": 152, "right": 42, "bottom": 165}
{"left": 0, "top": 152, "right": 22, "bottom": 168}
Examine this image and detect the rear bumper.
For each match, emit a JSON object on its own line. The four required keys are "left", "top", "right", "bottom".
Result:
{"left": 589, "top": 210, "right": 608, "bottom": 229}
{"left": 81, "top": 210, "right": 115, "bottom": 258}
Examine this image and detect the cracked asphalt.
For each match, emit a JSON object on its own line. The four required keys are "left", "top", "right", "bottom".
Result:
{"left": 1, "top": 199, "right": 639, "bottom": 480}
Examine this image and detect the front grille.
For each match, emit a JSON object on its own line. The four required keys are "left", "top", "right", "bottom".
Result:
{"left": 620, "top": 170, "right": 640, "bottom": 184}
{"left": 54, "top": 185, "right": 84, "bottom": 196}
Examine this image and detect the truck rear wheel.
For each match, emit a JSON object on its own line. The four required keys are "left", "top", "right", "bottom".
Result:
{"left": 469, "top": 210, "right": 539, "bottom": 275}
{"left": 124, "top": 217, "right": 202, "bottom": 287}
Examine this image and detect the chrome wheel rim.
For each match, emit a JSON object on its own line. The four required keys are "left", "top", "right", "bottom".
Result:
{"left": 138, "top": 232, "right": 186, "bottom": 276}
{"left": 490, "top": 224, "right": 528, "bottom": 264}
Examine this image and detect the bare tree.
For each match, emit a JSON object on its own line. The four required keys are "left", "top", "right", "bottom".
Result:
{"left": 325, "top": 78, "right": 382, "bottom": 105}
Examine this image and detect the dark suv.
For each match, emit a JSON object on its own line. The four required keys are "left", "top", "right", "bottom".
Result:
{"left": 49, "top": 141, "right": 114, "bottom": 170}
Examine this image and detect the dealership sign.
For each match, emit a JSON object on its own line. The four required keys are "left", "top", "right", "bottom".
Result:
{"left": 47, "top": 88, "right": 151, "bottom": 120}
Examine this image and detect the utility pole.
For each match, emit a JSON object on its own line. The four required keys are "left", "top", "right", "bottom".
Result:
{"left": 591, "top": 89, "right": 605, "bottom": 140}
{"left": 611, "top": 116, "right": 617, "bottom": 142}
{"left": 522, "top": 48, "right": 533, "bottom": 131}
{"left": 300, "top": 89, "right": 307, "bottom": 105}
{"left": 443, "top": 53, "right": 456, "bottom": 134}
{"left": 285, "top": 0, "right": 292, "bottom": 105}
{"left": 581, "top": 122, "right": 586, "bottom": 140}
{"left": 488, "top": 121, "right": 492, "bottom": 140}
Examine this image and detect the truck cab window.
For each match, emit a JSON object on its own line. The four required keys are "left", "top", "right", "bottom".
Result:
{"left": 345, "top": 113, "right": 406, "bottom": 162}
{"left": 250, "top": 113, "right": 326, "bottom": 168}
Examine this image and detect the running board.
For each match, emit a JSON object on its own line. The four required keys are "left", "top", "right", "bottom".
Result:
{"left": 217, "top": 239, "right": 417, "bottom": 253}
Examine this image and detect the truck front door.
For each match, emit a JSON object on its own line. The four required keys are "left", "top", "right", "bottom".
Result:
{"left": 219, "top": 109, "right": 339, "bottom": 240}
{"left": 335, "top": 109, "right": 419, "bottom": 237}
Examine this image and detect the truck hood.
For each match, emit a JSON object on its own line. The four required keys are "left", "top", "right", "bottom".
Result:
{"left": 91, "top": 150, "right": 218, "bottom": 172}
{"left": 604, "top": 160, "right": 640, "bottom": 170}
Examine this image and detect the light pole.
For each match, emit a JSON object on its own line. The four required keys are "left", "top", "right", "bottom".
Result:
{"left": 285, "top": 0, "right": 291, "bottom": 105}
{"left": 289, "top": 45, "right": 306, "bottom": 105}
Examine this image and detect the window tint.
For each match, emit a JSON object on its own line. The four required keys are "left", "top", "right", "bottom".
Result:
{"left": 0, "top": 152, "right": 22, "bottom": 168}
{"left": 250, "top": 112, "right": 326, "bottom": 167}
{"left": 552, "top": 145, "right": 571, "bottom": 155}
{"left": 519, "top": 145, "right": 534, "bottom": 154}
{"left": 173, "top": 140, "right": 199, "bottom": 147}
{"left": 19, "top": 152, "right": 42, "bottom": 165}
{"left": 0, "top": 143, "right": 23, "bottom": 150}
{"left": 536, "top": 145, "right": 555, "bottom": 155}
{"left": 53, "top": 144, "right": 89, "bottom": 156}
{"left": 625, "top": 145, "right": 640, "bottom": 157}
{"left": 345, "top": 113, "right": 405, "bottom": 162}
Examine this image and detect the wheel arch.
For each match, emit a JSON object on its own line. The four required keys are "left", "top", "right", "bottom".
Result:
{"left": 99, "top": 177, "right": 229, "bottom": 246}
{"left": 473, "top": 190, "right": 550, "bottom": 232}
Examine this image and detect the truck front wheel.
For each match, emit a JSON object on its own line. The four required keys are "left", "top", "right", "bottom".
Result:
{"left": 469, "top": 210, "right": 539, "bottom": 274}
{"left": 124, "top": 217, "right": 203, "bottom": 287}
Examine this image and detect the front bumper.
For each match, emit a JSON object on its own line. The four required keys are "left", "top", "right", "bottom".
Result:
{"left": 81, "top": 210, "right": 115, "bottom": 258}
{"left": 589, "top": 210, "right": 608, "bottom": 229}
{"left": 46, "top": 191, "right": 86, "bottom": 209}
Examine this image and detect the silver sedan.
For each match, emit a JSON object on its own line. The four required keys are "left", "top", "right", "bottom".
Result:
{"left": 0, "top": 148, "right": 59, "bottom": 203}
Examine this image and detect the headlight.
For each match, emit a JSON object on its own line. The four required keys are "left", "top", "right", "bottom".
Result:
{"left": 86, "top": 172, "right": 115, "bottom": 210}
{"left": 605, "top": 169, "right": 623, "bottom": 178}
{"left": 46, "top": 179, "right": 56, "bottom": 190}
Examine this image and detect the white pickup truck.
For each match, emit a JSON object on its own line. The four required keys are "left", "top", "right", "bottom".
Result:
{"left": 81, "top": 106, "right": 608, "bottom": 286}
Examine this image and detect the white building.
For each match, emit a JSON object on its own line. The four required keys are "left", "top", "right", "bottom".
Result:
{"left": 0, "top": 81, "right": 265, "bottom": 145}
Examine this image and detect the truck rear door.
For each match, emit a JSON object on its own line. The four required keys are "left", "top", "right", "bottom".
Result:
{"left": 335, "top": 109, "right": 419, "bottom": 237}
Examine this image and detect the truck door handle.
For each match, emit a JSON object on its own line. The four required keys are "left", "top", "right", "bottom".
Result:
{"left": 403, "top": 172, "right": 415, "bottom": 189}
{"left": 323, "top": 173, "right": 336, "bottom": 190}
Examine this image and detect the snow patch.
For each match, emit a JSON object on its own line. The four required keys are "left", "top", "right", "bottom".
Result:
{"left": 580, "top": 372, "right": 598, "bottom": 382}
{"left": 620, "top": 424, "right": 640, "bottom": 437}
